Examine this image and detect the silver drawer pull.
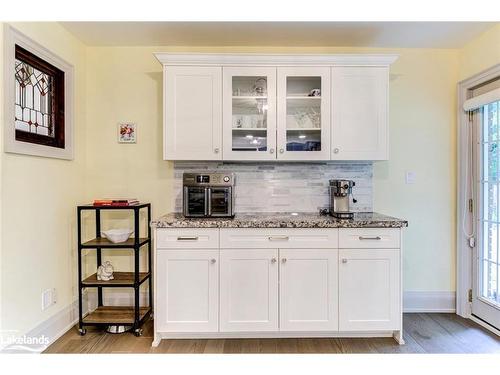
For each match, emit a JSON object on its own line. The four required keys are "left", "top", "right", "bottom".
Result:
{"left": 177, "top": 236, "right": 199, "bottom": 241}
{"left": 358, "top": 236, "right": 382, "bottom": 240}
{"left": 210, "top": 259, "right": 217, "bottom": 264}
{"left": 342, "top": 258, "right": 348, "bottom": 264}
{"left": 268, "top": 236, "right": 289, "bottom": 241}
{"left": 271, "top": 258, "right": 277, "bottom": 263}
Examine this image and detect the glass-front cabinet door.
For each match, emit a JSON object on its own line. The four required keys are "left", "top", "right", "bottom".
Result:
{"left": 277, "top": 67, "right": 330, "bottom": 160}
{"left": 223, "top": 67, "right": 277, "bottom": 160}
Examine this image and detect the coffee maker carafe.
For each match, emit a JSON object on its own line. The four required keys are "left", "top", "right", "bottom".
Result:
{"left": 329, "top": 179, "right": 356, "bottom": 219}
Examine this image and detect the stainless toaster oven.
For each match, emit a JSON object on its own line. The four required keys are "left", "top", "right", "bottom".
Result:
{"left": 182, "top": 172, "right": 235, "bottom": 217}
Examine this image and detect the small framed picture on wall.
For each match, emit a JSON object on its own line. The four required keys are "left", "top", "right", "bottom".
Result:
{"left": 118, "top": 123, "right": 136, "bottom": 143}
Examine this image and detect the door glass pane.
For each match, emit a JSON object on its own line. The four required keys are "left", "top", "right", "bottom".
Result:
{"left": 186, "top": 187, "right": 206, "bottom": 216}
{"left": 286, "top": 76, "right": 321, "bottom": 152}
{"left": 231, "top": 76, "right": 268, "bottom": 152}
{"left": 480, "top": 100, "right": 500, "bottom": 305}
{"left": 210, "top": 188, "right": 230, "bottom": 215}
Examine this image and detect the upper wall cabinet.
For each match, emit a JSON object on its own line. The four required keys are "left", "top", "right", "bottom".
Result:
{"left": 331, "top": 67, "right": 389, "bottom": 161}
{"left": 155, "top": 54, "right": 397, "bottom": 162}
{"left": 164, "top": 66, "right": 222, "bottom": 160}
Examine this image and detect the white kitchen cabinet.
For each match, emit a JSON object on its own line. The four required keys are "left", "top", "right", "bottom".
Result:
{"left": 331, "top": 66, "right": 389, "bottom": 160}
{"left": 279, "top": 249, "right": 338, "bottom": 331}
{"left": 277, "top": 67, "right": 331, "bottom": 160}
{"left": 223, "top": 67, "right": 277, "bottom": 161}
{"left": 219, "top": 249, "right": 279, "bottom": 331}
{"left": 338, "top": 248, "right": 400, "bottom": 331}
{"left": 156, "top": 249, "right": 219, "bottom": 332}
{"left": 156, "top": 54, "right": 397, "bottom": 162}
{"left": 164, "top": 66, "right": 222, "bottom": 160}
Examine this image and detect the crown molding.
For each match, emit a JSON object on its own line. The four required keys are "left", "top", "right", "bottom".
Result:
{"left": 153, "top": 53, "right": 399, "bottom": 67}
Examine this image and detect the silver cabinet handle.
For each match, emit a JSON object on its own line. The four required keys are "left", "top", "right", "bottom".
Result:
{"left": 268, "top": 236, "right": 289, "bottom": 241}
{"left": 279, "top": 148, "right": 285, "bottom": 154}
{"left": 214, "top": 148, "right": 220, "bottom": 153}
{"left": 177, "top": 236, "right": 199, "bottom": 241}
{"left": 271, "top": 258, "right": 277, "bottom": 263}
{"left": 270, "top": 148, "right": 275, "bottom": 154}
{"left": 210, "top": 258, "right": 217, "bottom": 264}
{"left": 281, "top": 258, "right": 287, "bottom": 263}
{"left": 342, "top": 259, "right": 348, "bottom": 264}
{"left": 334, "top": 148, "right": 340, "bottom": 154}
{"left": 358, "top": 236, "right": 382, "bottom": 240}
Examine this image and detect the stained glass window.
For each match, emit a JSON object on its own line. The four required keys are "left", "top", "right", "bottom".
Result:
{"left": 14, "top": 44, "right": 65, "bottom": 148}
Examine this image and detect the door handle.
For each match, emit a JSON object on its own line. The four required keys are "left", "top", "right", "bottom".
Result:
{"left": 207, "top": 188, "right": 212, "bottom": 216}
{"left": 271, "top": 258, "right": 277, "bottom": 263}
{"left": 268, "top": 236, "right": 289, "bottom": 241}
{"left": 177, "top": 236, "right": 199, "bottom": 241}
{"left": 358, "top": 236, "right": 382, "bottom": 240}
{"left": 281, "top": 258, "right": 287, "bottom": 263}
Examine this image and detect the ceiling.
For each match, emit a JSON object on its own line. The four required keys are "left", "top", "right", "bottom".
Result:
{"left": 60, "top": 22, "right": 497, "bottom": 48}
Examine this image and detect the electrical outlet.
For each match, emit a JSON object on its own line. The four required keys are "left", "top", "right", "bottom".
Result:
{"left": 405, "top": 171, "right": 416, "bottom": 184}
{"left": 41, "top": 288, "right": 56, "bottom": 311}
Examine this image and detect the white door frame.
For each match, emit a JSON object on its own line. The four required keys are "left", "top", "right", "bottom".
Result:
{"left": 457, "top": 63, "right": 500, "bottom": 319}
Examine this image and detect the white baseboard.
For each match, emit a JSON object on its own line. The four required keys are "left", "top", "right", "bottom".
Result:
{"left": 0, "top": 290, "right": 149, "bottom": 354}
{"left": 403, "top": 291, "right": 456, "bottom": 313}
{"left": 1, "top": 290, "right": 453, "bottom": 353}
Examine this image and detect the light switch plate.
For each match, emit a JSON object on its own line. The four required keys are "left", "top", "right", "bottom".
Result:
{"left": 405, "top": 171, "right": 416, "bottom": 184}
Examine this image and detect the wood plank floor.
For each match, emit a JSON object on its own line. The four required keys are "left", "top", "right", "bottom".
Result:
{"left": 44, "top": 313, "right": 500, "bottom": 354}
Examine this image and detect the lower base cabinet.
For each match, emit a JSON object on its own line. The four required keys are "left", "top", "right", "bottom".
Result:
{"left": 156, "top": 249, "right": 219, "bottom": 332}
{"left": 154, "top": 228, "right": 403, "bottom": 343}
{"left": 338, "top": 248, "right": 400, "bottom": 331}
{"left": 219, "top": 249, "right": 279, "bottom": 332}
{"left": 280, "top": 249, "right": 338, "bottom": 331}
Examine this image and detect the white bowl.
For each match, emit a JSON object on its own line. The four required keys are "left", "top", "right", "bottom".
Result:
{"left": 101, "top": 229, "right": 133, "bottom": 243}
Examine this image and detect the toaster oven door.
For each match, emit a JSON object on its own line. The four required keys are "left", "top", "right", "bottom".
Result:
{"left": 209, "top": 187, "right": 233, "bottom": 217}
{"left": 183, "top": 187, "right": 208, "bottom": 217}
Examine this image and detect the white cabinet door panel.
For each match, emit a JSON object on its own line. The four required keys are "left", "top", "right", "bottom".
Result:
{"left": 223, "top": 67, "right": 277, "bottom": 161}
{"left": 165, "top": 66, "right": 222, "bottom": 160}
{"left": 220, "top": 249, "right": 279, "bottom": 331}
{"left": 156, "top": 228, "right": 219, "bottom": 249}
{"left": 277, "top": 67, "right": 331, "bottom": 160}
{"left": 156, "top": 249, "right": 219, "bottom": 332}
{"left": 339, "top": 249, "right": 400, "bottom": 331}
{"left": 280, "top": 249, "right": 338, "bottom": 331}
{"left": 338, "top": 228, "right": 400, "bottom": 249}
{"left": 220, "top": 228, "right": 338, "bottom": 249}
{"left": 331, "top": 66, "right": 388, "bottom": 160}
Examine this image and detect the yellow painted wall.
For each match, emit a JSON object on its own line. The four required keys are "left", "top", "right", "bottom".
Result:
{"left": 2, "top": 23, "right": 499, "bottom": 338}
{"left": 459, "top": 24, "right": 500, "bottom": 80}
{"left": 85, "top": 46, "right": 459, "bottom": 292}
{"left": 0, "top": 22, "right": 87, "bottom": 336}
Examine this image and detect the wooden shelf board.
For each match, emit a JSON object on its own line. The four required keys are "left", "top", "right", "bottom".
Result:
{"left": 82, "top": 272, "right": 150, "bottom": 286}
{"left": 81, "top": 237, "right": 149, "bottom": 248}
{"left": 83, "top": 306, "right": 150, "bottom": 324}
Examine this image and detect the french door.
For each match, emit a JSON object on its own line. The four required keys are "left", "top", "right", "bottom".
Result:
{"left": 474, "top": 99, "right": 500, "bottom": 329}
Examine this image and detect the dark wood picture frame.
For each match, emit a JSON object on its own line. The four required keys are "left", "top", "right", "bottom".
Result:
{"left": 15, "top": 44, "right": 65, "bottom": 149}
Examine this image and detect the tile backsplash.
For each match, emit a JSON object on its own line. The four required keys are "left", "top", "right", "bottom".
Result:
{"left": 173, "top": 162, "right": 373, "bottom": 213}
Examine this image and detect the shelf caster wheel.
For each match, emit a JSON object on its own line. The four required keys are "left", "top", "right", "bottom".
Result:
{"left": 134, "top": 328, "right": 143, "bottom": 337}
{"left": 78, "top": 328, "right": 87, "bottom": 336}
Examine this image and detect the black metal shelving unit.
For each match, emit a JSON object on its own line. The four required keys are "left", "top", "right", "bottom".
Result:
{"left": 76, "top": 203, "right": 152, "bottom": 337}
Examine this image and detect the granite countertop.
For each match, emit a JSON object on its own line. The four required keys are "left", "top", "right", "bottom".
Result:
{"left": 151, "top": 212, "right": 408, "bottom": 229}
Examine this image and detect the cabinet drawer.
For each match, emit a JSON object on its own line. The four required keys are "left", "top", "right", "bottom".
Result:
{"left": 339, "top": 228, "right": 400, "bottom": 249}
{"left": 156, "top": 228, "right": 219, "bottom": 249}
{"left": 220, "top": 228, "right": 338, "bottom": 249}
